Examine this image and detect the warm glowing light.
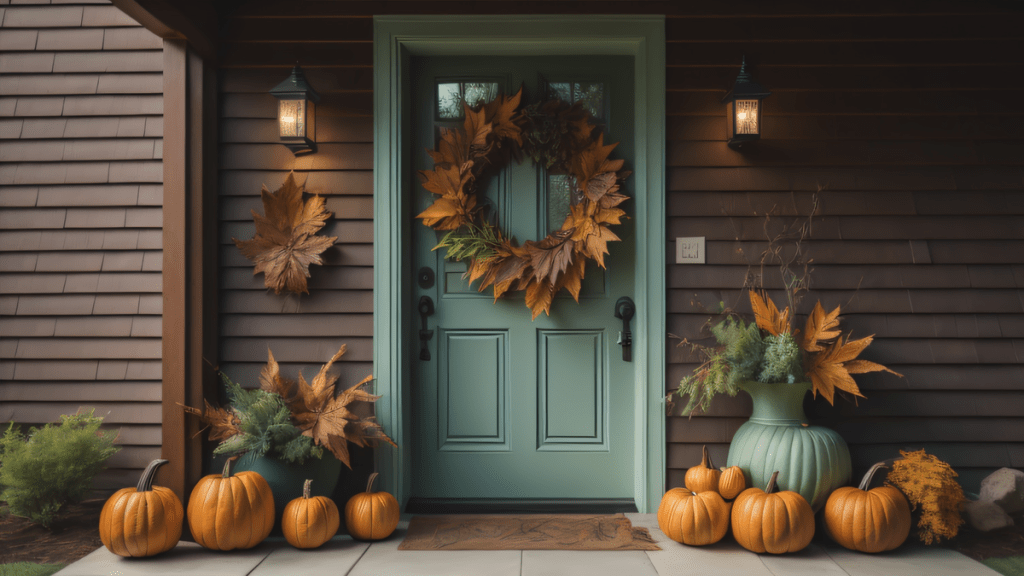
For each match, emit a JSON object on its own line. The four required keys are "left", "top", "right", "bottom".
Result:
{"left": 735, "top": 100, "right": 758, "bottom": 135}
{"left": 279, "top": 100, "right": 305, "bottom": 138}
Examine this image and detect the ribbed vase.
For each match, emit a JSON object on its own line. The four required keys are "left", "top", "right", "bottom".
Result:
{"left": 725, "top": 380, "right": 852, "bottom": 513}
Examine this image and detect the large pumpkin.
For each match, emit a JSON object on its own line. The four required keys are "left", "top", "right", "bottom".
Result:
{"left": 99, "top": 459, "right": 183, "bottom": 557}
{"left": 282, "top": 479, "right": 340, "bottom": 549}
{"left": 718, "top": 465, "right": 746, "bottom": 500}
{"left": 824, "top": 461, "right": 912, "bottom": 553}
{"left": 684, "top": 445, "right": 722, "bottom": 494}
{"left": 657, "top": 487, "right": 731, "bottom": 546}
{"left": 345, "top": 473, "right": 399, "bottom": 540}
{"left": 187, "top": 457, "right": 275, "bottom": 550}
{"left": 731, "top": 470, "right": 815, "bottom": 554}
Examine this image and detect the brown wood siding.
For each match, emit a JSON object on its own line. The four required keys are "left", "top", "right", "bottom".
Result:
{"left": 215, "top": 1, "right": 1024, "bottom": 496}
{"left": 0, "top": 0, "right": 162, "bottom": 493}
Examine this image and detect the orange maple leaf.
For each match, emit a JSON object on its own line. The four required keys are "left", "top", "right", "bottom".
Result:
{"left": 801, "top": 300, "right": 842, "bottom": 352}
{"left": 232, "top": 173, "right": 337, "bottom": 295}
{"left": 749, "top": 290, "right": 791, "bottom": 336}
{"left": 805, "top": 334, "right": 900, "bottom": 404}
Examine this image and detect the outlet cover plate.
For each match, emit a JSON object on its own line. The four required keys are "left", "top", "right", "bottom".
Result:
{"left": 676, "top": 237, "right": 705, "bottom": 264}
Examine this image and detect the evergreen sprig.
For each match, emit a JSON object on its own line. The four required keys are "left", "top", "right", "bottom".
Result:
{"left": 215, "top": 372, "right": 323, "bottom": 465}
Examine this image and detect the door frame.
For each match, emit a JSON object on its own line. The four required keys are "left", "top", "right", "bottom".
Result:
{"left": 372, "top": 15, "right": 666, "bottom": 513}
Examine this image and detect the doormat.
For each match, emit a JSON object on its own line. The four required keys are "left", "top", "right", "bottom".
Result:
{"left": 397, "top": 514, "right": 661, "bottom": 551}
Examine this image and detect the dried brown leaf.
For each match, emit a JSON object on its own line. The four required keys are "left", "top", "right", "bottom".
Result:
{"left": 232, "top": 173, "right": 337, "bottom": 295}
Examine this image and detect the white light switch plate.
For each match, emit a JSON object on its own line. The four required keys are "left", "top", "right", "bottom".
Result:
{"left": 676, "top": 237, "right": 705, "bottom": 264}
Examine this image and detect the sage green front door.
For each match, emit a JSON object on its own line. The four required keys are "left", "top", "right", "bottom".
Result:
{"left": 411, "top": 55, "right": 636, "bottom": 503}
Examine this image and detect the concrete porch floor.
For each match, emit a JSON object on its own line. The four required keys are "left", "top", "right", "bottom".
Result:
{"left": 54, "top": 513, "right": 999, "bottom": 576}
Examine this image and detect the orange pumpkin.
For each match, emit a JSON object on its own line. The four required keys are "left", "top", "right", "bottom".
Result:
{"left": 282, "top": 479, "right": 340, "bottom": 549}
{"left": 684, "top": 445, "right": 722, "bottom": 494}
{"left": 824, "top": 462, "right": 912, "bottom": 553}
{"left": 345, "top": 472, "right": 399, "bottom": 540}
{"left": 731, "top": 470, "right": 815, "bottom": 554}
{"left": 657, "top": 487, "right": 731, "bottom": 546}
{"left": 718, "top": 465, "right": 746, "bottom": 500}
{"left": 187, "top": 457, "right": 275, "bottom": 550}
{"left": 98, "top": 459, "right": 183, "bottom": 557}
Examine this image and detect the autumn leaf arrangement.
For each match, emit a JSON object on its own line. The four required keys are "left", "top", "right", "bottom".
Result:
{"left": 181, "top": 345, "right": 396, "bottom": 469}
{"left": 233, "top": 172, "right": 337, "bottom": 296}
{"left": 885, "top": 449, "right": 966, "bottom": 544}
{"left": 417, "top": 87, "right": 631, "bottom": 319}
{"left": 672, "top": 289, "right": 903, "bottom": 417}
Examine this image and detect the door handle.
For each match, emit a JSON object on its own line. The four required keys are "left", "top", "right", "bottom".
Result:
{"left": 418, "top": 295, "right": 435, "bottom": 361}
{"left": 614, "top": 296, "right": 635, "bottom": 362}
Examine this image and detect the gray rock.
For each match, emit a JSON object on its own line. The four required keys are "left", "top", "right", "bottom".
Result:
{"left": 980, "top": 467, "right": 1024, "bottom": 515}
{"left": 965, "top": 499, "right": 1015, "bottom": 532}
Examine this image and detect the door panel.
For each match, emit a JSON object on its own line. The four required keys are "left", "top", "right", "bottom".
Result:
{"left": 411, "top": 55, "right": 635, "bottom": 502}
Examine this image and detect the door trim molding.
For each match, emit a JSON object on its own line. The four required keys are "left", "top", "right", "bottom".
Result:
{"left": 372, "top": 15, "right": 666, "bottom": 513}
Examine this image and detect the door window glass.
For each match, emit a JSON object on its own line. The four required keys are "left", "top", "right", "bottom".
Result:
{"left": 437, "top": 81, "right": 500, "bottom": 119}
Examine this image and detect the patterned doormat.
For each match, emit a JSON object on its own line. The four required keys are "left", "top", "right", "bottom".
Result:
{"left": 397, "top": 514, "right": 661, "bottom": 551}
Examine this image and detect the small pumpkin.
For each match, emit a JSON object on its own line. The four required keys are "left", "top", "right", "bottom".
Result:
{"left": 824, "top": 461, "right": 912, "bottom": 553}
{"left": 684, "top": 445, "right": 722, "bottom": 494}
{"left": 657, "top": 487, "right": 731, "bottom": 546}
{"left": 345, "top": 472, "right": 399, "bottom": 541}
{"left": 731, "top": 470, "right": 815, "bottom": 554}
{"left": 718, "top": 465, "right": 746, "bottom": 500}
{"left": 99, "top": 459, "right": 183, "bottom": 557}
{"left": 187, "top": 457, "right": 275, "bottom": 551}
{"left": 282, "top": 479, "right": 340, "bottom": 549}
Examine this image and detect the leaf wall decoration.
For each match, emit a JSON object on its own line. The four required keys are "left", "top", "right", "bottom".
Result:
{"left": 232, "top": 173, "right": 338, "bottom": 295}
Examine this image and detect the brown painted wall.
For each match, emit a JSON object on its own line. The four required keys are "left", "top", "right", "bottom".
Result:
{"left": 214, "top": 1, "right": 1024, "bottom": 495}
{"left": 0, "top": 0, "right": 163, "bottom": 491}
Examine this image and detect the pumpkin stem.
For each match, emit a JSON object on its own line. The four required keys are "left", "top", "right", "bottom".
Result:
{"left": 222, "top": 455, "right": 238, "bottom": 478}
{"left": 366, "top": 472, "right": 379, "bottom": 493}
{"left": 136, "top": 459, "right": 168, "bottom": 492}
{"left": 858, "top": 462, "right": 888, "bottom": 491}
{"left": 701, "top": 444, "right": 715, "bottom": 470}
{"left": 765, "top": 470, "right": 780, "bottom": 494}
{"left": 303, "top": 478, "right": 313, "bottom": 499}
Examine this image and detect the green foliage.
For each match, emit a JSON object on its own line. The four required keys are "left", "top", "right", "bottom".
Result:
{"left": 675, "top": 341, "right": 734, "bottom": 417}
{"left": 0, "top": 409, "right": 120, "bottom": 528}
{"left": 216, "top": 373, "right": 323, "bottom": 465}
{"left": 711, "top": 316, "right": 764, "bottom": 388}
{"left": 433, "top": 222, "right": 502, "bottom": 263}
{"left": 757, "top": 333, "right": 804, "bottom": 384}
{"left": 0, "top": 563, "right": 67, "bottom": 576}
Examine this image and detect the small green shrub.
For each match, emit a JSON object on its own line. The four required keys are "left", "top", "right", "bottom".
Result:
{"left": 0, "top": 409, "right": 120, "bottom": 528}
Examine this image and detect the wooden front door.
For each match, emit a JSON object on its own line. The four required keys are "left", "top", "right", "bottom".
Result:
{"left": 409, "top": 55, "right": 637, "bottom": 508}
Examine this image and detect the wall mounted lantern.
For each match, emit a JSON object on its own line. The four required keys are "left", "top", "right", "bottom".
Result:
{"left": 722, "top": 57, "right": 770, "bottom": 149}
{"left": 270, "top": 64, "right": 319, "bottom": 155}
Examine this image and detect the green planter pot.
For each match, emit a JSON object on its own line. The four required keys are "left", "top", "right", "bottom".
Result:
{"left": 725, "top": 380, "right": 852, "bottom": 513}
{"left": 233, "top": 454, "right": 342, "bottom": 530}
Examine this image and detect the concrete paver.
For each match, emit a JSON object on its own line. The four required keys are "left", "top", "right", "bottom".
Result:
{"left": 521, "top": 550, "right": 658, "bottom": 576}
{"left": 50, "top": 513, "right": 1001, "bottom": 576}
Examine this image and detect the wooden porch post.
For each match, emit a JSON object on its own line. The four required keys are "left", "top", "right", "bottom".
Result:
{"left": 161, "top": 39, "right": 218, "bottom": 513}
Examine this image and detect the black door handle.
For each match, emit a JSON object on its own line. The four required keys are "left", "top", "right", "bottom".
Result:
{"left": 418, "top": 295, "right": 434, "bottom": 361}
{"left": 614, "top": 296, "right": 635, "bottom": 362}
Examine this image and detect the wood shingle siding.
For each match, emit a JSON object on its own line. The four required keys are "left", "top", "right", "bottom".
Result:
{"left": 0, "top": 0, "right": 162, "bottom": 493}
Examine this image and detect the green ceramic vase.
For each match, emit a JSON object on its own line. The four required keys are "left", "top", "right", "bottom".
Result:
{"left": 725, "top": 380, "right": 852, "bottom": 513}
{"left": 233, "top": 454, "right": 342, "bottom": 530}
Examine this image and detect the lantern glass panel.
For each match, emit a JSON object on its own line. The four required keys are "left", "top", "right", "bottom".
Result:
{"left": 279, "top": 99, "right": 306, "bottom": 138}
{"left": 734, "top": 99, "right": 759, "bottom": 135}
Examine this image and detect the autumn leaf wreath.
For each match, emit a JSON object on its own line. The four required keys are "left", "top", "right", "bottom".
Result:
{"left": 417, "top": 88, "right": 632, "bottom": 319}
